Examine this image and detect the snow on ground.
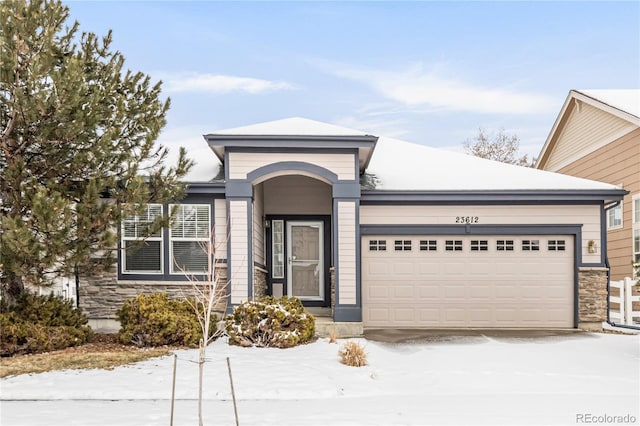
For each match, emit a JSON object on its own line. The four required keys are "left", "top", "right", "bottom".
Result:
{"left": 1, "top": 333, "right": 639, "bottom": 426}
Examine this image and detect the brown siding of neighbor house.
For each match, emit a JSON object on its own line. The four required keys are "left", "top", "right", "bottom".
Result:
{"left": 557, "top": 128, "right": 640, "bottom": 280}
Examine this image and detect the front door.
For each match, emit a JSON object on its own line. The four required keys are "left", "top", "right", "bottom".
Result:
{"left": 286, "top": 221, "right": 324, "bottom": 301}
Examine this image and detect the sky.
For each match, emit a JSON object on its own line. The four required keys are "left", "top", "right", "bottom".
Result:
{"left": 66, "top": 1, "right": 640, "bottom": 161}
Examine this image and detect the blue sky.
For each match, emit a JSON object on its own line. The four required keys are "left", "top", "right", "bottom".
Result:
{"left": 67, "top": 1, "right": 639, "bottom": 159}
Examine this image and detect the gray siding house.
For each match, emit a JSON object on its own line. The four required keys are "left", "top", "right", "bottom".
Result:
{"left": 82, "top": 118, "right": 626, "bottom": 332}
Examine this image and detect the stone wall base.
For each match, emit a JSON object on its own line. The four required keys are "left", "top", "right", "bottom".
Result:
{"left": 578, "top": 267, "right": 608, "bottom": 327}
{"left": 79, "top": 265, "right": 228, "bottom": 319}
{"left": 253, "top": 266, "right": 267, "bottom": 299}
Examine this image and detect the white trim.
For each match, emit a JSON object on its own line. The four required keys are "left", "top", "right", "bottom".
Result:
{"left": 633, "top": 194, "right": 640, "bottom": 277}
{"left": 121, "top": 203, "right": 164, "bottom": 274}
{"left": 168, "top": 204, "right": 211, "bottom": 274}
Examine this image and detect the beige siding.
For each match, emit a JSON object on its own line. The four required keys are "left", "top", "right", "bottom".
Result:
{"left": 253, "top": 184, "right": 265, "bottom": 266}
{"left": 337, "top": 201, "right": 357, "bottom": 305}
{"left": 214, "top": 199, "right": 227, "bottom": 260}
{"left": 228, "top": 152, "right": 356, "bottom": 181}
{"left": 360, "top": 204, "right": 602, "bottom": 264}
{"left": 556, "top": 129, "right": 640, "bottom": 279}
{"left": 229, "top": 200, "right": 249, "bottom": 303}
{"left": 263, "top": 175, "right": 332, "bottom": 215}
{"left": 545, "top": 101, "right": 636, "bottom": 172}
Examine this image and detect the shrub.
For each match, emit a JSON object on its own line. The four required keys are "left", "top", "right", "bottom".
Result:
{"left": 0, "top": 292, "right": 92, "bottom": 357}
{"left": 116, "top": 293, "right": 216, "bottom": 347}
{"left": 225, "top": 296, "right": 315, "bottom": 348}
{"left": 338, "top": 341, "right": 367, "bottom": 367}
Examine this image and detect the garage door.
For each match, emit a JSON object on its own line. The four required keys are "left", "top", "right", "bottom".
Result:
{"left": 362, "top": 235, "right": 574, "bottom": 328}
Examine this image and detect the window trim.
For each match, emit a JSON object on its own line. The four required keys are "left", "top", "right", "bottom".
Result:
{"left": 169, "top": 204, "right": 211, "bottom": 274}
{"left": 121, "top": 203, "right": 164, "bottom": 275}
{"left": 633, "top": 194, "right": 640, "bottom": 276}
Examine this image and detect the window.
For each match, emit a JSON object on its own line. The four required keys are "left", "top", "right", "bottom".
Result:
{"left": 607, "top": 204, "right": 622, "bottom": 229}
{"left": 470, "top": 240, "right": 488, "bottom": 251}
{"left": 272, "top": 220, "right": 285, "bottom": 278}
{"left": 170, "top": 204, "right": 211, "bottom": 273}
{"left": 369, "top": 240, "right": 387, "bottom": 252}
{"left": 497, "top": 240, "right": 514, "bottom": 251}
{"left": 634, "top": 229, "right": 640, "bottom": 264}
{"left": 394, "top": 240, "right": 411, "bottom": 251}
{"left": 548, "top": 240, "right": 566, "bottom": 251}
{"left": 445, "top": 240, "right": 463, "bottom": 251}
{"left": 122, "top": 204, "right": 163, "bottom": 273}
{"left": 634, "top": 195, "right": 640, "bottom": 276}
{"left": 420, "top": 240, "right": 437, "bottom": 251}
{"left": 522, "top": 240, "right": 540, "bottom": 251}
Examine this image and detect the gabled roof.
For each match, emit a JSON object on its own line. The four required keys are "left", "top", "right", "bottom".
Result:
{"left": 204, "top": 117, "right": 378, "bottom": 173}
{"left": 184, "top": 117, "right": 624, "bottom": 199}
{"left": 536, "top": 89, "right": 640, "bottom": 169}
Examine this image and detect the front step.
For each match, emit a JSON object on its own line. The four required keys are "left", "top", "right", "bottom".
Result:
{"left": 315, "top": 317, "right": 363, "bottom": 338}
{"left": 305, "top": 307, "right": 332, "bottom": 317}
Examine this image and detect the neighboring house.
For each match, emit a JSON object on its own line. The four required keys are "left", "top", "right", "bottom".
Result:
{"left": 537, "top": 90, "right": 640, "bottom": 281}
{"left": 81, "top": 118, "right": 626, "bottom": 332}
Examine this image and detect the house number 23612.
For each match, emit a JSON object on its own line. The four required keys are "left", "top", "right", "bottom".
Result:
{"left": 455, "top": 216, "right": 479, "bottom": 224}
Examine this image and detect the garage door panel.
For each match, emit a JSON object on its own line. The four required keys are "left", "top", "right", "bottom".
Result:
{"left": 362, "top": 235, "right": 574, "bottom": 328}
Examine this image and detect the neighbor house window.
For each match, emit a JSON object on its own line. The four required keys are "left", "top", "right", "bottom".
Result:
{"left": 122, "top": 204, "right": 163, "bottom": 273}
{"left": 420, "top": 240, "right": 437, "bottom": 251}
{"left": 607, "top": 204, "right": 622, "bottom": 229}
{"left": 522, "top": 240, "right": 540, "bottom": 251}
{"left": 170, "top": 204, "right": 210, "bottom": 273}
{"left": 633, "top": 195, "right": 640, "bottom": 272}
{"left": 394, "top": 240, "right": 411, "bottom": 251}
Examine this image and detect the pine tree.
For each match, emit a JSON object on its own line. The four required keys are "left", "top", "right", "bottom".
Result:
{"left": 0, "top": 0, "right": 193, "bottom": 299}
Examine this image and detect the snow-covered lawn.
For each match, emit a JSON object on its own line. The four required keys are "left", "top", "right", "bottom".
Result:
{"left": 1, "top": 332, "right": 639, "bottom": 425}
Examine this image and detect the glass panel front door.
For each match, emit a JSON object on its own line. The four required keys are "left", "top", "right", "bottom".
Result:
{"left": 287, "top": 221, "right": 324, "bottom": 300}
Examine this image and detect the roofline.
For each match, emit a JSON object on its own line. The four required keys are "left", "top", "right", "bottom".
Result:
{"left": 203, "top": 134, "right": 379, "bottom": 171}
{"left": 361, "top": 188, "right": 627, "bottom": 204}
{"left": 536, "top": 90, "right": 640, "bottom": 169}
{"left": 185, "top": 182, "right": 226, "bottom": 195}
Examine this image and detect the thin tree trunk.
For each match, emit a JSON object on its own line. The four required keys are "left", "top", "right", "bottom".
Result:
{"left": 198, "top": 339, "right": 204, "bottom": 426}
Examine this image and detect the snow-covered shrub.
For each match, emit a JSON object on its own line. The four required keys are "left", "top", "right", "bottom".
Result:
{"left": 116, "top": 293, "right": 216, "bottom": 347}
{"left": 0, "top": 292, "right": 92, "bottom": 356}
{"left": 225, "top": 296, "right": 315, "bottom": 348}
{"left": 338, "top": 341, "right": 367, "bottom": 367}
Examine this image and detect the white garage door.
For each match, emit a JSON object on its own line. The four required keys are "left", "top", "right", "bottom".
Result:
{"left": 362, "top": 235, "right": 574, "bottom": 328}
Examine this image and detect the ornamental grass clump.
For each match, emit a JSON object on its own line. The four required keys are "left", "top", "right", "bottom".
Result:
{"left": 338, "top": 340, "right": 368, "bottom": 367}
{"left": 225, "top": 296, "right": 315, "bottom": 348}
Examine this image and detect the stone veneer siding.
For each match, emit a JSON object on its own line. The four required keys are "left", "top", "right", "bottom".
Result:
{"left": 577, "top": 267, "right": 608, "bottom": 327}
{"left": 79, "top": 265, "right": 228, "bottom": 319}
{"left": 330, "top": 266, "right": 335, "bottom": 314}
{"left": 253, "top": 267, "right": 267, "bottom": 299}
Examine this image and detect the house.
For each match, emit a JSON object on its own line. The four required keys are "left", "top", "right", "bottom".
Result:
{"left": 80, "top": 118, "right": 626, "bottom": 333}
{"left": 537, "top": 90, "right": 640, "bottom": 281}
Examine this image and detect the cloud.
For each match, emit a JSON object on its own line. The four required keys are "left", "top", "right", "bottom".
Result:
{"left": 315, "top": 61, "right": 555, "bottom": 115}
{"left": 161, "top": 72, "right": 296, "bottom": 94}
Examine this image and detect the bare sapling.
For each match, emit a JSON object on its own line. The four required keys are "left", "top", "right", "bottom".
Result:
{"left": 176, "top": 226, "right": 229, "bottom": 426}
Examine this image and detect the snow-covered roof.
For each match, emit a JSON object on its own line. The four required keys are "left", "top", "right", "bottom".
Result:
{"left": 184, "top": 117, "right": 623, "bottom": 193}
{"left": 367, "top": 135, "right": 621, "bottom": 191}
{"left": 207, "top": 117, "right": 374, "bottom": 137}
{"left": 576, "top": 89, "right": 640, "bottom": 119}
